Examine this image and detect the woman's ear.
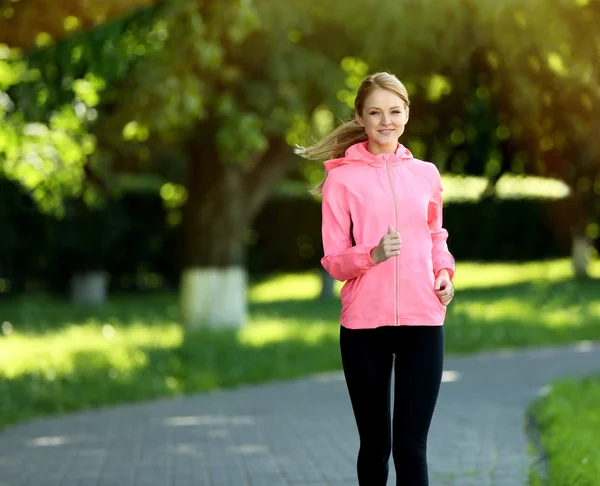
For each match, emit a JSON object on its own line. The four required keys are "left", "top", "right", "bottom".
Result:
{"left": 405, "top": 107, "right": 410, "bottom": 123}
{"left": 355, "top": 112, "right": 364, "bottom": 127}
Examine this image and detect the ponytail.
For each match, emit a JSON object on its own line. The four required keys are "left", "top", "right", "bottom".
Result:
{"left": 295, "top": 119, "right": 367, "bottom": 195}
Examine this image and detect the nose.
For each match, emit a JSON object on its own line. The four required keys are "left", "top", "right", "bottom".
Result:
{"left": 381, "top": 116, "right": 391, "bottom": 125}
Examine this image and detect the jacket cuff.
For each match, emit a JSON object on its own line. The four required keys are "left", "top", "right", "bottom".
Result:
{"left": 355, "top": 245, "right": 378, "bottom": 269}
{"left": 434, "top": 262, "right": 455, "bottom": 281}
{"left": 368, "top": 245, "right": 380, "bottom": 266}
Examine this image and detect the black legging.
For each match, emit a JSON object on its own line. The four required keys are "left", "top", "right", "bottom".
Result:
{"left": 340, "top": 324, "right": 444, "bottom": 486}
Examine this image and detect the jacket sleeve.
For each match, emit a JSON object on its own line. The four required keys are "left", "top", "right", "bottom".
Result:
{"left": 428, "top": 167, "right": 456, "bottom": 280}
{"left": 320, "top": 174, "right": 378, "bottom": 281}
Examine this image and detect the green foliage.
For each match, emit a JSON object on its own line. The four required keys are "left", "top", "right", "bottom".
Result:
{"left": 2, "top": 0, "right": 598, "bottom": 277}
{"left": 4, "top": 0, "right": 596, "bottom": 213}
{"left": 95, "top": 0, "right": 263, "bottom": 146}
{"left": 1, "top": 260, "right": 600, "bottom": 430}
{"left": 529, "top": 375, "right": 600, "bottom": 485}
{"left": 0, "top": 101, "right": 95, "bottom": 214}
{"left": 0, "top": 4, "right": 167, "bottom": 214}
{"left": 10, "top": 4, "right": 166, "bottom": 119}
{"left": 0, "top": 46, "right": 27, "bottom": 90}
{"left": 96, "top": 0, "right": 346, "bottom": 170}
{"left": 1, "top": 49, "right": 90, "bottom": 213}
{"left": 314, "top": 0, "right": 600, "bottom": 183}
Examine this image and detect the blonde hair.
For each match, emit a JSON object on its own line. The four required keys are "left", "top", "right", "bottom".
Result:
{"left": 295, "top": 72, "right": 410, "bottom": 194}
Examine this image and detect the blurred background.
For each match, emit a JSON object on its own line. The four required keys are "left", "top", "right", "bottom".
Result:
{"left": 0, "top": 0, "right": 599, "bottom": 476}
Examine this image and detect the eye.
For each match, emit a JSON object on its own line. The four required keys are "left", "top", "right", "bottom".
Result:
{"left": 369, "top": 111, "right": 379, "bottom": 116}
{"left": 392, "top": 110, "right": 402, "bottom": 114}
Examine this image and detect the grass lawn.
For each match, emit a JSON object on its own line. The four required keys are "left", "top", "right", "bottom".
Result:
{"left": 1, "top": 258, "right": 600, "bottom": 431}
{"left": 528, "top": 375, "right": 600, "bottom": 486}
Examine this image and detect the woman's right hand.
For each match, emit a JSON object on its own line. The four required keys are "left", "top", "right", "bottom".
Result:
{"left": 371, "top": 225, "right": 402, "bottom": 264}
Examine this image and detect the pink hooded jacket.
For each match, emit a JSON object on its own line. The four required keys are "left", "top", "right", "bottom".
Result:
{"left": 321, "top": 141, "right": 455, "bottom": 329}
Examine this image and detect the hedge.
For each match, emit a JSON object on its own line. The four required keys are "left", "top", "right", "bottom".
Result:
{"left": 0, "top": 176, "right": 583, "bottom": 295}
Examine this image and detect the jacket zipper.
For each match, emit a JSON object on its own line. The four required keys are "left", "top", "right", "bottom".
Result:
{"left": 385, "top": 158, "right": 400, "bottom": 326}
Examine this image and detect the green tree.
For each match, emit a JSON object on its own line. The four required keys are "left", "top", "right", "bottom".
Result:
{"left": 480, "top": 0, "right": 600, "bottom": 277}
{"left": 1, "top": 2, "right": 165, "bottom": 213}
{"left": 90, "top": 0, "right": 347, "bottom": 327}
{"left": 1, "top": 3, "right": 169, "bottom": 304}
{"left": 337, "top": 0, "right": 600, "bottom": 276}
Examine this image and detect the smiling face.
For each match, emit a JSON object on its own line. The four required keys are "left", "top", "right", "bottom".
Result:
{"left": 355, "top": 88, "right": 409, "bottom": 155}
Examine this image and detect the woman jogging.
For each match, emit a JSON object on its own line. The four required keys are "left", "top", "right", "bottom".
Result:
{"left": 296, "top": 71, "right": 456, "bottom": 486}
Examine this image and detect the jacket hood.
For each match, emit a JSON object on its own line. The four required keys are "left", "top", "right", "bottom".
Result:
{"left": 323, "top": 141, "right": 413, "bottom": 173}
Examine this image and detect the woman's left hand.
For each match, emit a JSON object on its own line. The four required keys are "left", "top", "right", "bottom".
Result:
{"left": 434, "top": 270, "right": 454, "bottom": 306}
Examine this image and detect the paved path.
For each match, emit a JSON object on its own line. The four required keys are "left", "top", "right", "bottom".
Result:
{"left": 1, "top": 342, "right": 599, "bottom": 486}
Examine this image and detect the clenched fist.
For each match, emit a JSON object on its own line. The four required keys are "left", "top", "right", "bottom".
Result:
{"left": 371, "top": 225, "right": 402, "bottom": 264}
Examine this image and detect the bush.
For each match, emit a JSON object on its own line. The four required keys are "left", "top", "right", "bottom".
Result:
{"left": 0, "top": 175, "right": 590, "bottom": 294}
{"left": 249, "top": 195, "right": 569, "bottom": 273}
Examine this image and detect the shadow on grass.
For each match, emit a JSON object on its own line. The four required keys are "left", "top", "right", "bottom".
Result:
{"left": 0, "top": 326, "right": 342, "bottom": 431}
{"left": 443, "top": 278, "right": 600, "bottom": 353}
{"left": 250, "top": 278, "right": 600, "bottom": 327}
{"left": 456, "top": 276, "right": 600, "bottom": 300}
{"left": 0, "top": 292, "right": 181, "bottom": 335}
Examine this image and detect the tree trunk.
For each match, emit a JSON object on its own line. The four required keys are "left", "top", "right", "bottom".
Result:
{"left": 181, "top": 148, "right": 248, "bottom": 328}
{"left": 70, "top": 271, "right": 109, "bottom": 305}
{"left": 571, "top": 206, "right": 590, "bottom": 279}
{"left": 180, "top": 135, "right": 293, "bottom": 329}
{"left": 572, "top": 235, "right": 590, "bottom": 280}
{"left": 180, "top": 266, "right": 248, "bottom": 329}
{"left": 319, "top": 269, "right": 335, "bottom": 299}
{"left": 480, "top": 176, "right": 499, "bottom": 199}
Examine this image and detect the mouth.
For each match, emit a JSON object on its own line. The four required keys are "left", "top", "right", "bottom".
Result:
{"left": 378, "top": 129, "right": 395, "bottom": 136}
